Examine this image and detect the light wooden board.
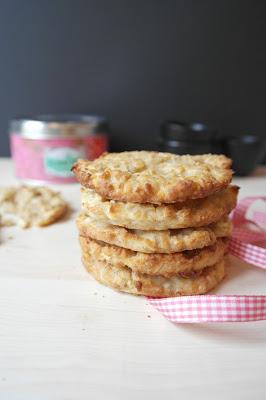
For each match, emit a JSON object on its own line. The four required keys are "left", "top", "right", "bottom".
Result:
{"left": 0, "top": 158, "right": 266, "bottom": 400}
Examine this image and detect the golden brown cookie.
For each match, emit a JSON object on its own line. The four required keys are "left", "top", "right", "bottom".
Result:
{"left": 79, "top": 236, "right": 229, "bottom": 277}
{"left": 0, "top": 185, "right": 68, "bottom": 228}
{"left": 72, "top": 152, "right": 232, "bottom": 204}
{"left": 82, "top": 254, "right": 226, "bottom": 297}
{"left": 81, "top": 185, "right": 238, "bottom": 230}
{"left": 77, "top": 214, "right": 232, "bottom": 253}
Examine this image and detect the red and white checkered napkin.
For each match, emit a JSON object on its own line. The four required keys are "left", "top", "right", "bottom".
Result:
{"left": 148, "top": 196, "right": 266, "bottom": 323}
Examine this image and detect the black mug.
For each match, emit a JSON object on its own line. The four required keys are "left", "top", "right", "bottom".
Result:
{"left": 158, "top": 121, "right": 265, "bottom": 176}
{"left": 159, "top": 121, "right": 219, "bottom": 155}
{"left": 223, "top": 135, "right": 266, "bottom": 176}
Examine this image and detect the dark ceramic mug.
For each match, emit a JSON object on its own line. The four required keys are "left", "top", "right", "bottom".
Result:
{"left": 158, "top": 121, "right": 219, "bottom": 155}
{"left": 224, "top": 135, "right": 266, "bottom": 176}
{"left": 158, "top": 121, "right": 265, "bottom": 176}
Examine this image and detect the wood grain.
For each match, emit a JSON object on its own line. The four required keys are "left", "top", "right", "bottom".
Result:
{"left": 0, "top": 159, "right": 266, "bottom": 400}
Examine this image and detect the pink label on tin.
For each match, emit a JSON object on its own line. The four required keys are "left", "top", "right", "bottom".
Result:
{"left": 10, "top": 134, "right": 108, "bottom": 183}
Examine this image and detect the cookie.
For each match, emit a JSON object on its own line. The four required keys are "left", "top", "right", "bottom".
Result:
{"left": 72, "top": 152, "right": 232, "bottom": 204}
{"left": 77, "top": 214, "right": 232, "bottom": 253}
{"left": 82, "top": 254, "right": 226, "bottom": 297}
{"left": 79, "top": 236, "right": 229, "bottom": 277}
{"left": 0, "top": 185, "right": 68, "bottom": 228}
{"left": 81, "top": 185, "right": 238, "bottom": 230}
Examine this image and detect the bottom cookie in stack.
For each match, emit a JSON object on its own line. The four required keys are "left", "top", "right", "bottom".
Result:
{"left": 78, "top": 217, "right": 231, "bottom": 297}
{"left": 82, "top": 253, "right": 226, "bottom": 297}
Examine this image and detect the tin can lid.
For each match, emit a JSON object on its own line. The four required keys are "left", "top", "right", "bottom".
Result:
{"left": 10, "top": 114, "right": 109, "bottom": 139}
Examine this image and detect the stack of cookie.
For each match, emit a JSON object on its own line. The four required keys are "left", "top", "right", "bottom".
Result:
{"left": 72, "top": 151, "right": 238, "bottom": 297}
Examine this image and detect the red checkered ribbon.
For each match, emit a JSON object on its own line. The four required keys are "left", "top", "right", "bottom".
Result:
{"left": 148, "top": 196, "right": 266, "bottom": 323}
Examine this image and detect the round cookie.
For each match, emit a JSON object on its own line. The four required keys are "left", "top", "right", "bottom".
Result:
{"left": 72, "top": 151, "right": 232, "bottom": 204}
{"left": 77, "top": 214, "right": 232, "bottom": 253}
{"left": 79, "top": 236, "right": 229, "bottom": 277}
{"left": 81, "top": 185, "right": 238, "bottom": 230}
{"left": 81, "top": 254, "right": 226, "bottom": 297}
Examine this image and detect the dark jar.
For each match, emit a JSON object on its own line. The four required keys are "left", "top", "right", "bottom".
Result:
{"left": 158, "top": 121, "right": 221, "bottom": 155}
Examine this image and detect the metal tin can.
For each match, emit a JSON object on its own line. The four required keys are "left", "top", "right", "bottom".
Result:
{"left": 10, "top": 114, "right": 109, "bottom": 183}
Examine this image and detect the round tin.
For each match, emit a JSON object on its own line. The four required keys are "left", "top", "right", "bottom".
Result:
{"left": 10, "top": 115, "right": 109, "bottom": 183}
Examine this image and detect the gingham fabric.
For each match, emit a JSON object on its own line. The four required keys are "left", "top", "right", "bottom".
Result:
{"left": 149, "top": 295, "right": 266, "bottom": 323}
{"left": 148, "top": 196, "right": 266, "bottom": 323}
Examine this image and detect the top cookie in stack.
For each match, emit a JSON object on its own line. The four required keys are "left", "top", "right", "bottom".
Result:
{"left": 72, "top": 151, "right": 238, "bottom": 297}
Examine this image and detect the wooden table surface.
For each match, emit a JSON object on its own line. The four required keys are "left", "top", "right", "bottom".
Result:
{"left": 0, "top": 158, "right": 265, "bottom": 400}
